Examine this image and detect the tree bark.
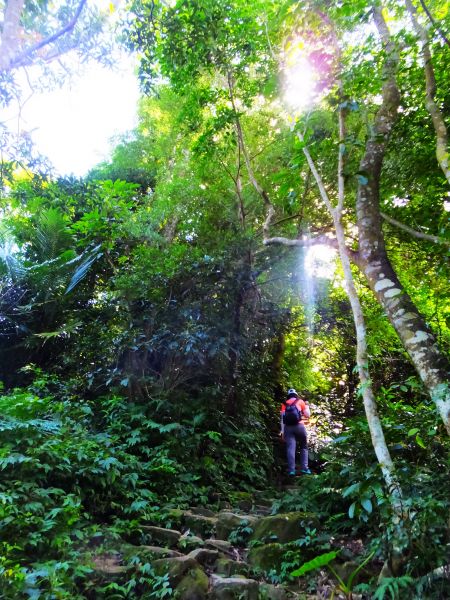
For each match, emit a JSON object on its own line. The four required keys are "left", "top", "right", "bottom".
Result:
{"left": 404, "top": 0, "right": 450, "bottom": 184}
{"left": 300, "top": 127, "right": 404, "bottom": 505}
{"left": 356, "top": 5, "right": 450, "bottom": 433}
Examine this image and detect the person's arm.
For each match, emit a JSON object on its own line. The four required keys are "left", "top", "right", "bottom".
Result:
{"left": 280, "top": 404, "right": 285, "bottom": 439}
{"left": 300, "top": 399, "right": 310, "bottom": 419}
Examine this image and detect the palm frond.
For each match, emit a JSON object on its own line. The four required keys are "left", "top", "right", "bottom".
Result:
{"left": 65, "top": 244, "right": 103, "bottom": 294}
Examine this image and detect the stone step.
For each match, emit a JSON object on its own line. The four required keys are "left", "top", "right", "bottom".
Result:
{"left": 88, "top": 503, "right": 323, "bottom": 599}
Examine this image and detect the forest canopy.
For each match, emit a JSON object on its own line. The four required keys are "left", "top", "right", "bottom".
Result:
{"left": 0, "top": 0, "right": 449, "bottom": 598}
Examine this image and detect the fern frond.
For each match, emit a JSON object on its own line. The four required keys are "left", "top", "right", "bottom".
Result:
{"left": 33, "top": 207, "right": 72, "bottom": 261}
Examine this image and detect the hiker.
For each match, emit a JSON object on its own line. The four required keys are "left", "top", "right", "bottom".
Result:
{"left": 280, "top": 388, "right": 311, "bottom": 476}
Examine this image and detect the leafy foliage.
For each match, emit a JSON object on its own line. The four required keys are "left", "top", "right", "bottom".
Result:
{"left": 1, "top": 0, "right": 450, "bottom": 597}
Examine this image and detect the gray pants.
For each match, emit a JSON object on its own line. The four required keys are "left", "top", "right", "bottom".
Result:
{"left": 284, "top": 423, "right": 308, "bottom": 472}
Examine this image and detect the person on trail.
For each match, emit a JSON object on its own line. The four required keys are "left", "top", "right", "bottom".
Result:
{"left": 280, "top": 388, "right": 311, "bottom": 476}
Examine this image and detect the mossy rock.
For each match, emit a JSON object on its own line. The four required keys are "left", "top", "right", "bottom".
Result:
{"left": 187, "top": 548, "right": 219, "bottom": 566}
{"left": 205, "top": 539, "right": 233, "bottom": 554}
{"left": 251, "top": 512, "right": 317, "bottom": 544}
{"left": 229, "top": 492, "right": 254, "bottom": 512}
{"left": 253, "top": 505, "right": 273, "bottom": 516}
{"left": 175, "top": 567, "right": 209, "bottom": 600}
{"left": 183, "top": 512, "right": 218, "bottom": 537}
{"left": 216, "top": 512, "right": 259, "bottom": 542}
{"left": 90, "top": 553, "right": 127, "bottom": 582}
{"left": 247, "top": 543, "right": 285, "bottom": 573}
{"left": 166, "top": 508, "right": 185, "bottom": 528}
{"left": 141, "top": 525, "right": 181, "bottom": 547}
{"left": 152, "top": 556, "right": 200, "bottom": 587}
{"left": 178, "top": 535, "right": 205, "bottom": 552}
{"left": 258, "top": 583, "right": 289, "bottom": 600}
{"left": 215, "top": 558, "right": 249, "bottom": 577}
{"left": 121, "top": 544, "right": 182, "bottom": 560}
{"left": 189, "top": 506, "right": 217, "bottom": 518}
{"left": 210, "top": 574, "right": 259, "bottom": 600}
{"left": 333, "top": 559, "right": 376, "bottom": 585}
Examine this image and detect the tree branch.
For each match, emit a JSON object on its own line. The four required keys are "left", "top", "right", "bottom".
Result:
{"left": 419, "top": 0, "right": 450, "bottom": 48}
{"left": 226, "top": 70, "right": 275, "bottom": 237}
{"left": 381, "top": 212, "right": 450, "bottom": 246}
{"left": 263, "top": 233, "right": 361, "bottom": 266}
{"left": 264, "top": 233, "right": 337, "bottom": 247}
{"left": 8, "top": 0, "right": 88, "bottom": 70}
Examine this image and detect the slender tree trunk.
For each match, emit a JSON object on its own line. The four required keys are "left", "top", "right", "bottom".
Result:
{"left": 356, "top": 5, "right": 450, "bottom": 433}
{"left": 404, "top": 0, "right": 450, "bottom": 184}
{"left": 300, "top": 129, "right": 403, "bottom": 505}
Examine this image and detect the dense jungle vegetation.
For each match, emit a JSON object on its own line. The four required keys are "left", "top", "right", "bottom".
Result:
{"left": 0, "top": 0, "right": 449, "bottom": 598}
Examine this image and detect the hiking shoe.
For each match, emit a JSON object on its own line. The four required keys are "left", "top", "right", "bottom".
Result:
{"left": 299, "top": 469, "right": 312, "bottom": 475}
{"left": 288, "top": 471, "right": 296, "bottom": 476}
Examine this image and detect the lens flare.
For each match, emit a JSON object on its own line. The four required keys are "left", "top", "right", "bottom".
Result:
{"left": 283, "top": 56, "right": 316, "bottom": 113}
{"left": 282, "top": 39, "right": 316, "bottom": 114}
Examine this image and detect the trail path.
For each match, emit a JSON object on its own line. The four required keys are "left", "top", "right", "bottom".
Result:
{"left": 88, "top": 486, "right": 322, "bottom": 599}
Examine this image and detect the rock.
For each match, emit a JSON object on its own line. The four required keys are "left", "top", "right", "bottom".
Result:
{"left": 247, "top": 543, "right": 285, "bottom": 572}
{"left": 252, "top": 491, "right": 275, "bottom": 506}
{"left": 183, "top": 512, "right": 218, "bottom": 537}
{"left": 253, "top": 505, "right": 273, "bottom": 516}
{"left": 216, "top": 512, "right": 259, "bottom": 541}
{"left": 175, "top": 566, "right": 209, "bottom": 600}
{"left": 333, "top": 559, "right": 375, "bottom": 585}
{"left": 187, "top": 547, "right": 219, "bottom": 566}
{"left": 251, "top": 512, "right": 317, "bottom": 544}
{"left": 178, "top": 534, "right": 205, "bottom": 551}
{"left": 91, "top": 553, "right": 127, "bottom": 580}
{"left": 214, "top": 558, "right": 249, "bottom": 577}
{"left": 258, "top": 583, "right": 289, "bottom": 600}
{"left": 229, "top": 492, "right": 253, "bottom": 512}
{"left": 189, "top": 506, "right": 217, "bottom": 518}
{"left": 152, "top": 555, "right": 200, "bottom": 587}
{"left": 209, "top": 574, "right": 259, "bottom": 600}
{"left": 140, "top": 525, "right": 181, "bottom": 547}
{"left": 166, "top": 508, "right": 185, "bottom": 527}
{"left": 205, "top": 539, "right": 233, "bottom": 554}
{"left": 121, "top": 544, "right": 182, "bottom": 560}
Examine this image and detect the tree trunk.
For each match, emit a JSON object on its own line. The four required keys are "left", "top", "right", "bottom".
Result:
{"left": 300, "top": 130, "right": 404, "bottom": 505}
{"left": 356, "top": 5, "right": 450, "bottom": 433}
{"left": 404, "top": 0, "right": 450, "bottom": 184}
{"left": 359, "top": 250, "right": 450, "bottom": 430}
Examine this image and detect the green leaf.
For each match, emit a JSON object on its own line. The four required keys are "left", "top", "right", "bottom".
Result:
{"left": 291, "top": 551, "right": 339, "bottom": 577}
{"left": 348, "top": 502, "right": 356, "bottom": 518}
{"left": 361, "top": 498, "right": 372, "bottom": 514}
{"left": 342, "top": 482, "right": 361, "bottom": 498}
{"left": 65, "top": 245, "right": 103, "bottom": 294}
{"left": 415, "top": 434, "right": 426, "bottom": 449}
{"left": 407, "top": 428, "right": 419, "bottom": 437}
